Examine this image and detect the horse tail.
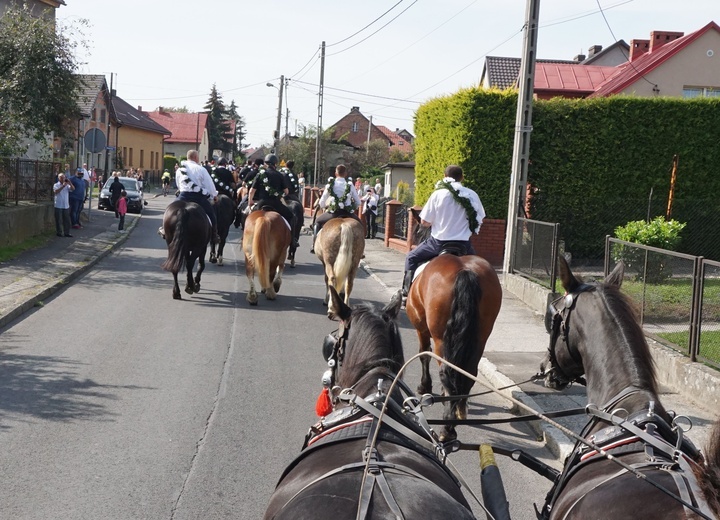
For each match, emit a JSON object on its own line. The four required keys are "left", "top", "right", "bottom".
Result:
{"left": 439, "top": 269, "right": 482, "bottom": 396}
{"left": 161, "top": 207, "right": 187, "bottom": 273}
{"left": 332, "top": 221, "right": 354, "bottom": 292}
{"left": 253, "top": 214, "right": 272, "bottom": 290}
{"left": 696, "top": 420, "right": 720, "bottom": 515}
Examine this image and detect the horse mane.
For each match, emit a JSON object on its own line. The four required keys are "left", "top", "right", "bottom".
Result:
{"left": 338, "top": 303, "right": 405, "bottom": 392}
{"left": 597, "top": 281, "right": 658, "bottom": 394}
{"left": 695, "top": 420, "right": 720, "bottom": 515}
{"left": 412, "top": 221, "right": 431, "bottom": 246}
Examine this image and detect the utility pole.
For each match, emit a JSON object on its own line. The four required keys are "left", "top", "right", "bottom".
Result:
{"left": 366, "top": 115, "right": 372, "bottom": 156}
{"left": 313, "top": 42, "right": 325, "bottom": 186}
{"left": 285, "top": 107, "right": 289, "bottom": 139}
{"left": 503, "top": 0, "right": 540, "bottom": 275}
{"left": 274, "top": 74, "right": 284, "bottom": 152}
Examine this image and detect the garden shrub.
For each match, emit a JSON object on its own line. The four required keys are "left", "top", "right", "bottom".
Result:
{"left": 613, "top": 217, "right": 686, "bottom": 282}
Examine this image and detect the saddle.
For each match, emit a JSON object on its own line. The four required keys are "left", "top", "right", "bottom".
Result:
{"left": 439, "top": 241, "right": 467, "bottom": 256}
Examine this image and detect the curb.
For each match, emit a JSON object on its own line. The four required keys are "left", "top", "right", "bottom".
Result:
{"left": 0, "top": 215, "right": 139, "bottom": 331}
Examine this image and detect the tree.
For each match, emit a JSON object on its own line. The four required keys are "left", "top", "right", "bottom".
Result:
{"left": 278, "top": 124, "right": 344, "bottom": 186}
{"left": 226, "top": 99, "right": 246, "bottom": 156}
{"left": 342, "top": 139, "right": 390, "bottom": 179}
{"left": 203, "top": 84, "right": 232, "bottom": 157}
{"left": 0, "top": 5, "right": 86, "bottom": 155}
{"left": 158, "top": 106, "right": 189, "bottom": 113}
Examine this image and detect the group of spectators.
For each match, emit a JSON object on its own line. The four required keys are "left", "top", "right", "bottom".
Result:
{"left": 53, "top": 163, "right": 91, "bottom": 237}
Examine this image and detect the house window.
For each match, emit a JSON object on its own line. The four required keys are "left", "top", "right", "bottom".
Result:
{"left": 140, "top": 149, "right": 144, "bottom": 168}
{"left": 398, "top": 140, "right": 404, "bottom": 146}
{"left": 352, "top": 122, "right": 359, "bottom": 132}
{"left": 91, "top": 109, "right": 96, "bottom": 121}
{"left": 683, "top": 86, "right": 720, "bottom": 98}
{"left": 100, "top": 109, "right": 106, "bottom": 123}
{"left": 129, "top": 148, "right": 133, "bottom": 166}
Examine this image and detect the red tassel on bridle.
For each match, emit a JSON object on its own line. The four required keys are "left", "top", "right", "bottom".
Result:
{"left": 315, "top": 387, "right": 333, "bottom": 417}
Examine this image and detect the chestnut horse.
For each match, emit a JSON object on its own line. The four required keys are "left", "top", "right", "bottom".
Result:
{"left": 242, "top": 210, "right": 291, "bottom": 305}
{"left": 314, "top": 217, "right": 365, "bottom": 310}
{"left": 161, "top": 200, "right": 210, "bottom": 300}
{"left": 405, "top": 211, "right": 502, "bottom": 441}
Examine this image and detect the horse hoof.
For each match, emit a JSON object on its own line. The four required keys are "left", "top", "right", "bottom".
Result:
{"left": 217, "top": 257, "right": 223, "bottom": 266}
{"left": 173, "top": 293, "right": 182, "bottom": 300}
{"left": 209, "top": 256, "right": 217, "bottom": 264}
{"left": 194, "top": 284, "right": 201, "bottom": 292}
{"left": 185, "top": 285, "right": 194, "bottom": 295}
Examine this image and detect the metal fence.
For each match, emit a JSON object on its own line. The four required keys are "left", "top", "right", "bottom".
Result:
{"left": 512, "top": 217, "right": 560, "bottom": 290}
{"left": 375, "top": 198, "right": 389, "bottom": 239}
{"left": 0, "top": 158, "right": 59, "bottom": 205}
{"left": 391, "top": 203, "right": 410, "bottom": 240}
{"left": 605, "top": 237, "right": 719, "bottom": 368}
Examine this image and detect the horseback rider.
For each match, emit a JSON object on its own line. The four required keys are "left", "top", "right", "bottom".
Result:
{"left": 310, "top": 164, "right": 362, "bottom": 254}
{"left": 248, "top": 154, "right": 299, "bottom": 247}
{"left": 279, "top": 160, "right": 301, "bottom": 203}
{"left": 211, "top": 157, "right": 236, "bottom": 202}
{"left": 401, "top": 165, "right": 485, "bottom": 300}
{"left": 161, "top": 149, "right": 220, "bottom": 244}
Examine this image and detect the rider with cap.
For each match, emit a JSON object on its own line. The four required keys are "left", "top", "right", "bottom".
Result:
{"left": 211, "top": 157, "right": 236, "bottom": 201}
{"left": 401, "top": 164, "right": 485, "bottom": 300}
{"left": 169, "top": 149, "right": 220, "bottom": 244}
{"left": 310, "top": 164, "right": 362, "bottom": 254}
{"left": 248, "top": 154, "right": 298, "bottom": 246}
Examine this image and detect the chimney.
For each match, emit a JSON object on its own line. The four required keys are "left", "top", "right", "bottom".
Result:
{"left": 111, "top": 89, "right": 117, "bottom": 97}
{"left": 574, "top": 54, "right": 586, "bottom": 62}
{"left": 649, "top": 31, "right": 684, "bottom": 53}
{"left": 629, "top": 39, "right": 650, "bottom": 61}
{"left": 137, "top": 105, "right": 142, "bottom": 111}
{"left": 351, "top": 106, "right": 360, "bottom": 112}
{"left": 588, "top": 45, "right": 602, "bottom": 57}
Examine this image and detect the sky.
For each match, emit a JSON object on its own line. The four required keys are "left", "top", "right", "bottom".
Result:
{"left": 59, "top": 0, "right": 718, "bottom": 149}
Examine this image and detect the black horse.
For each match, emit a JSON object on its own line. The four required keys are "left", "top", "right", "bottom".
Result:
{"left": 210, "top": 194, "right": 236, "bottom": 266}
{"left": 285, "top": 198, "right": 304, "bottom": 267}
{"left": 264, "top": 288, "right": 476, "bottom": 519}
{"left": 540, "top": 256, "right": 720, "bottom": 519}
{"left": 161, "top": 200, "right": 210, "bottom": 300}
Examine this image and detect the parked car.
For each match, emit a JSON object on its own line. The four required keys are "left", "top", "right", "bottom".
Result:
{"left": 98, "top": 177, "right": 144, "bottom": 214}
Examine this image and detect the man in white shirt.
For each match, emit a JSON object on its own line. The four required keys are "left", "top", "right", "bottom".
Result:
{"left": 171, "top": 149, "right": 220, "bottom": 244}
{"left": 53, "top": 173, "right": 75, "bottom": 237}
{"left": 402, "top": 165, "right": 485, "bottom": 298}
{"left": 310, "top": 164, "right": 362, "bottom": 253}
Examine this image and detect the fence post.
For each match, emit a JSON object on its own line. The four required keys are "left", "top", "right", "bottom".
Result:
{"left": 14, "top": 157, "right": 20, "bottom": 205}
{"left": 604, "top": 235, "right": 611, "bottom": 276}
{"left": 689, "top": 257, "right": 704, "bottom": 362}
{"left": 384, "top": 199, "right": 401, "bottom": 248}
{"left": 550, "top": 223, "right": 559, "bottom": 293}
{"left": 34, "top": 160, "right": 39, "bottom": 203}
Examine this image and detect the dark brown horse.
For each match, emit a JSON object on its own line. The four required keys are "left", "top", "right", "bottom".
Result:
{"left": 242, "top": 210, "right": 291, "bottom": 305}
{"left": 209, "top": 194, "right": 235, "bottom": 266}
{"left": 161, "top": 200, "right": 210, "bottom": 300}
{"left": 284, "top": 198, "right": 304, "bottom": 268}
{"left": 540, "top": 256, "right": 720, "bottom": 519}
{"left": 264, "top": 288, "right": 476, "bottom": 519}
{"left": 405, "top": 212, "right": 502, "bottom": 441}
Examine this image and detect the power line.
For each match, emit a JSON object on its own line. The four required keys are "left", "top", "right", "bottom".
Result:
{"left": 291, "top": 79, "right": 421, "bottom": 104}
{"left": 326, "top": 0, "right": 404, "bottom": 47}
{"left": 288, "top": 48, "right": 320, "bottom": 80}
{"left": 327, "top": 0, "right": 419, "bottom": 57}
{"left": 123, "top": 79, "right": 275, "bottom": 102}
{"left": 542, "top": 0, "right": 634, "bottom": 28}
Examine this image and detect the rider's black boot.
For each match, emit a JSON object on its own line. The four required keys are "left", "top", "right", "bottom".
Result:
{"left": 402, "top": 270, "right": 415, "bottom": 302}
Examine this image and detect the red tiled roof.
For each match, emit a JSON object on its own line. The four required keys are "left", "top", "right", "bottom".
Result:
{"left": 145, "top": 111, "right": 208, "bottom": 143}
{"left": 535, "top": 63, "right": 619, "bottom": 94}
{"left": 376, "top": 125, "right": 413, "bottom": 152}
{"left": 590, "top": 21, "right": 720, "bottom": 98}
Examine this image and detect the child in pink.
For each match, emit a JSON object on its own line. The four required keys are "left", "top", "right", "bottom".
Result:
{"left": 117, "top": 190, "right": 128, "bottom": 231}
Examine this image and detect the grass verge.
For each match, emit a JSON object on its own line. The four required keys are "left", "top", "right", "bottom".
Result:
{"left": 0, "top": 232, "right": 54, "bottom": 263}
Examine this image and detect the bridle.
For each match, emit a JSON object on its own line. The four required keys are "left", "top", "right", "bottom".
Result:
{"left": 321, "top": 320, "right": 350, "bottom": 400}
{"left": 545, "top": 283, "right": 594, "bottom": 388}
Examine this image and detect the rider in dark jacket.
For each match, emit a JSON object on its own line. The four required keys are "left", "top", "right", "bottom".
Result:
{"left": 248, "top": 154, "right": 298, "bottom": 247}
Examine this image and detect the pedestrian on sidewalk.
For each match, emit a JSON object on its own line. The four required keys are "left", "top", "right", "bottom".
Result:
{"left": 401, "top": 165, "right": 485, "bottom": 299}
{"left": 69, "top": 167, "right": 86, "bottom": 229}
{"left": 362, "top": 187, "right": 379, "bottom": 239}
{"left": 117, "top": 190, "right": 128, "bottom": 232}
{"left": 53, "top": 173, "right": 74, "bottom": 237}
{"left": 109, "top": 174, "right": 123, "bottom": 218}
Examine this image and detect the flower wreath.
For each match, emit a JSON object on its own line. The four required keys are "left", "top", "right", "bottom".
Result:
{"left": 279, "top": 167, "right": 299, "bottom": 193}
{"left": 434, "top": 177, "right": 480, "bottom": 233}
{"left": 325, "top": 177, "right": 356, "bottom": 212}
{"left": 256, "top": 168, "right": 282, "bottom": 198}
{"left": 211, "top": 172, "right": 233, "bottom": 195}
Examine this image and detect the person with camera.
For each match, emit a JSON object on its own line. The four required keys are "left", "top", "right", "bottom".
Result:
{"left": 53, "top": 173, "right": 75, "bottom": 237}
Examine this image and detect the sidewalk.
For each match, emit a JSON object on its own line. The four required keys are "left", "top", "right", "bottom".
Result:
{"left": 1, "top": 204, "right": 717, "bottom": 461}
{"left": 359, "top": 237, "right": 718, "bottom": 459}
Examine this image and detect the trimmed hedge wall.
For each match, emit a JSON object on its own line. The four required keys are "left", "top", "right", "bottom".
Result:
{"left": 414, "top": 89, "right": 720, "bottom": 260}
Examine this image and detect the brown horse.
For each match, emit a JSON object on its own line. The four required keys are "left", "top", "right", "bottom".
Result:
{"left": 405, "top": 214, "right": 502, "bottom": 441}
{"left": 314, "top": 217, "right": 365, "bottom": 310}
{"left": 242, "top": 210, "right": 291, "bottom": 305}
{"left": 161, "top": 200, "right": 210, "bottom": 300}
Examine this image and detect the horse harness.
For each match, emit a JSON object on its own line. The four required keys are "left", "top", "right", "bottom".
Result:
{"left": 541, "top": 285, "right": 715, "bottom": 519}
{"left": 271, "top": 326, "right": 471, "bottom": 520}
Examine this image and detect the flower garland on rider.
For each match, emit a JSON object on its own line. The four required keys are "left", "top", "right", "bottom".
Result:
{"left": 434, "top": 176, "right": 480, "bottom": 233}
{"left": 279, "top": 167, "right": 299, "bottom": 193}
{"left": 210, "top": 172, "right": 234, "bottom": 196}
{"left": 324, "top": 177, "right": 356, "bottom": 213}
{"left": 256, "top": 168, "right": 282, "bottom": 198}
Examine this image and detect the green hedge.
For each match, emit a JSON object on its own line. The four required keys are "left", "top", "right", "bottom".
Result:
{"left": 164, "top": 155, "right": 178, "bottom": 172}
{"left": 414, "top": 90, "right": 720, "bottom": 259}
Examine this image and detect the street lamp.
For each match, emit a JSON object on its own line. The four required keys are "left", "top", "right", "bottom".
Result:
{"left": 267, "top": 76, "right": 284, "bottom": 152}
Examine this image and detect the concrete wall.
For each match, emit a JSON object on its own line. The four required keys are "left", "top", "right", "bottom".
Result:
{"left": 0, "top": 202, "right": 54, "bottom": 247}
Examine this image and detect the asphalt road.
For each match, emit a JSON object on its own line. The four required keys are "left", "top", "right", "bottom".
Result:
{"left": 0, "top": 195, "right": 557, "bottom": 519}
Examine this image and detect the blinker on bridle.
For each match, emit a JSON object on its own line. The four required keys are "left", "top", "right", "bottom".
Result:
{"left": 546, "top": 284, "right": 594, "bottom": 387}
{"left": 321, "top": 320, "right": 350, "bottom": 393}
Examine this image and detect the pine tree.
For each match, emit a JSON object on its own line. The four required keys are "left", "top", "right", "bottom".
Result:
{"left": 203, "top": 84, "right": 232, "bottom": 157}
{"left": 226, "top": 100, "right": 246, "bottom": 156}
